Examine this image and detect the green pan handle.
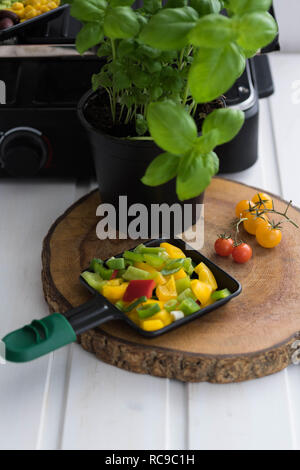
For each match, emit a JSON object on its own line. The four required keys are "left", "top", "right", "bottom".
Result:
{"left": 2, "top": 313, "right": 77, "bottom": 363}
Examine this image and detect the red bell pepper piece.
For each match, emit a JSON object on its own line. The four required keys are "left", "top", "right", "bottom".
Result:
{"left": 110, "top": 269, "right": 118, "bottom": 279}
{"left": 123, "top": 280, "right": 156, "bottom": 302}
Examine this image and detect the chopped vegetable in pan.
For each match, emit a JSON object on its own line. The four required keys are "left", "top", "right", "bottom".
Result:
{"left": 81, "top": 243, "right": 232, "bottom": 332}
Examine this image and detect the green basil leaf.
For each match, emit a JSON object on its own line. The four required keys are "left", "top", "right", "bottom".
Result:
{"left": 147, "top": 100, "right": 197, "bottom": 155}
{"left": 143, "top": 0, "right": 162, "bottom": 14}
{"left": 141, "top": 152, "right": 180, "bottom": 186}
{"left": 202, "top": 108, "right": 245, "bottom": 145}
{"left": 150, "top": 85, "right": 163, "bottom": 100}
{"left": 139, "top": 7, "right": 198, "bottom": 50}
{"left": 114, "top": 70, "right": 131, "bottom": 90}
{"left": 241, "top": 47, "right": 258, "bottom": 58}
{"left": 144, "top": 58, "right": 162, "bottom": 73}
{"left": 75, "top": 22, "right": 104, "bottom": 54}
{"left": 136, "top": 44, "right": 161, "bottom": 59}
{"left": 104, "top": 6, "right": 140, "bottom": 39}
{"left": 130, "top": 66, "right": 152, "bottom": 88}
{"left": 71, "top": 0, "right": 107, "bottom": 21}
{"left": 92, "top": 71, "right": 112, "bottom": 90}
{"left": 194, "top": 129, "right": 219, "bottom": 153}
{"left": 97, "top": 41, "right": 112, "bottom": 57}
{"left": 176, "top": 150, "right": 219, "bottom": 200}
{"left": 136, "top": 114, "right": 148, "bottom": 136}
{"left": 229, "top": 0, "right": 272, "bottom": 15}
{"left": 190, "top": 0, "right": 222, "bottom": 16}
{"left": 117, "top": 39, "right": 135, "bottom": 58}
{"left": 236, "top": 12, "right": 278, "bottom": 51}
{"left": 189, "top": 43, "right": 245, "bottom": 103}
{"left": 189, "top": 13, "right": 237, "bottom": 47}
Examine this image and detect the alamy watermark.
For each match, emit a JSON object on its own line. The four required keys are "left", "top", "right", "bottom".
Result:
{"left": 95, "top": 196, "right": 204, "bottom": 250}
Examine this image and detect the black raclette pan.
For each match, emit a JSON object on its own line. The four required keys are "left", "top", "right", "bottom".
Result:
{"left": 0, "top": 4, "right": 68, "bottom": 42}
{"left": 1, "top": 238, "right": 241, "bottom": 362}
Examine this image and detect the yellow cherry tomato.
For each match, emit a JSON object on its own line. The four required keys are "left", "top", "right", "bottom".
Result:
{"left": 243, "top": 212, "right": 269, "bottom": 235}
{"left": 256, "top": 223, "right": 282, "bottom": 248}
{"left": 48, "top": 1, "right": 57, "bottom": 9}
{"left": 12, "top": 2, "right": 24, "bottom": 10}
{"left": 235, "top": 199, "right": 255, "bottom": 219}
{"left": 252, "top": 192, "right": 273, "bottom": 211}
{"left": 24, "top": 8, "right": 38, "bottom": 18}
{"left": 40, "top": 5, "right": 50, "bottom": 11}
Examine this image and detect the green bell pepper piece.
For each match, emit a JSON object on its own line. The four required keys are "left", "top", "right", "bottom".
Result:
{"left": 137, "top": 302, "right": 161, "bottom": 319}
{"left": 89, "top": 258, "right": 113, "bottom": 280}
{"left": 161, "top": 258, "right": 185, "bottom": 275}
{"left": 81, "top": 271, "right": 107, "bottom": 292}
{"left": 143, "top": 253, "right": 165, "bottom": 269}
{"left": 175, "top": 276, "right": 191, "bottom": 294}
{"left": 89, "top": 258, "right": 103, "bottom": 274}
{"left": 122, "top": 266, "right": 155, "bottom": 281}
{"left": 123, "top": 250, "right": 144, "bottom": 263}
{"left": 178, "top": 298, "right": 199, "bottom": 316}
{"left": 97, "top": 264, "right": 114, "bottom": 280}
{"left": 123, "top": 296, "right": 148, "bottom": 313}
{"left": 183, "top": 257, "right": 194, "bottom": 276}
{"left": 211, "top": 288, "right": 231, "bottom": 300}
{"left": 134, "top": 244, "right": 166, "bottom": 255}
{"left": 115, "top": 300, "right": 126, "bottom": 311}
{"left": 106, "top": 256, "right": 125, "bottom": 270}
{"left": 177, "top": 287, "right": 197, "bottom": 303}
{"left": 164, "top": 299, "right": 178, "bottom": 312}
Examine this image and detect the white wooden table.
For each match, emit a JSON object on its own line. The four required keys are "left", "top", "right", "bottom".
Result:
{"left": 0, "top": 53, "right": 300, "bottom": 450}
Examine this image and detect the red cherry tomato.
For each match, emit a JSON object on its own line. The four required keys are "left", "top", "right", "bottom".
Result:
{"left": 232, "top": 243, "right": 252, "bottom": 263}
{"left": 214, "top": 237, "right": 234, "bottom": 257}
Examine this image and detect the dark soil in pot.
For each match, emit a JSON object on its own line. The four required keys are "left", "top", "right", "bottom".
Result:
{"left": 78, "top": 89, "right": 223, "bottom": 235}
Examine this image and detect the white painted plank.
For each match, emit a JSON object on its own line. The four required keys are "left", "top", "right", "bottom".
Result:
{"left": 60, "top": 346, "right": 171, "bottom": 450}
{"left": 37, "top": 181, "right": 94, "bottom": 451}
{"left": 273, "top": 0, "right": 300, "bottom": 53}
{"left": 268, "top": 53, "right": 300, "bottom": 207}
{"left": 187, "top": 373, "right": 295, "bottom": 450}
{"left": 0, "top": 180, "right": 77, "bottom": 449}
{"left": 186, "top": 82, "right": 295, "bottom": 449}
{"left": 268, "top": 52, "right": 300, "bottom": 450}
{"left": 220, "top": 99, "right": 281, "bottom": 197}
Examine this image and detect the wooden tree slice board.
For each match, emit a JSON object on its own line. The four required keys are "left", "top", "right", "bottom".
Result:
{"left": 42, "top": 178, "right": 300, "bottom": 383}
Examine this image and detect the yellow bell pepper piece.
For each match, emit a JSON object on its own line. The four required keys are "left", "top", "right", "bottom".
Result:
{"left": 160, "top": 242, "right": 186, "bottom": 259}
{"left": 173, "top": 268, "right": 187, "bottom": 280}
{"left": 201, "top": 297, "right": 216, "bottom": 308}
{"left": 140, "top": 319, "right": 164, "bottom": 331}
{"left": 134, "top": 261, "right": 166, "bottom": 285}
{"left": 127, "top": 311, "right": 140, "bottom": 325}
{"left": 190, "top": 279, "right": 212, "bottom": 305}
{"left": 156, "top": 275, "right": 177, "bottom": 301}
{"left": 165, "top": 268, "right": 186, "bottom": 282}
{"left": 194, "top": 262, "right": 218, "bottom": 291}
{"left": 151, "top": 309, "right": 173, "bottom": 327}
{"left": 106, "top": 278, "right": 122, "bottom": 286}
{"left": 101, "top": 283, "right": 128, "bottom": 303}
{"left": 12, "top": 2, "right": 24, "bottom": 10}
{"left": 140, "top": 299, "right": 164, "bottom": 310}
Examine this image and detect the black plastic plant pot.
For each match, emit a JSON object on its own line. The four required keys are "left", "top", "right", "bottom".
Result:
{"left": 77, "top": 89, "right": 204, "bottom": 235}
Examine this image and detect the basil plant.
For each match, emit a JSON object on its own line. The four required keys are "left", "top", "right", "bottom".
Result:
{"left": 68, "top": 0, "right": 277, "bottom": 200}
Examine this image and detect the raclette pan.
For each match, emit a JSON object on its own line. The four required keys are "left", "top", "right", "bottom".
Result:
{"left": 0, "top": 4, "right": 68, "bottom": 42}
{"left": 2, "top": 238, "right": 241, "bottom": 362}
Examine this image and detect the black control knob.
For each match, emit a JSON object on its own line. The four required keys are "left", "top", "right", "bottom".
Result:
{"left": 0, "top": 127, "right": 48, "bottom": 177}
